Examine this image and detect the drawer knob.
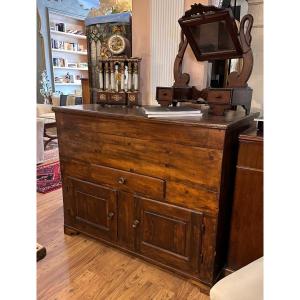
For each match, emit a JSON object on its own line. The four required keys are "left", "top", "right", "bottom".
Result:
{"left": 118, "top": 177, "right": 126, "bottom": 184}
{"left": 132, "top": 220, "right": 140, "bottom": 228}
{"left": 107, "top": 212, "right": 114, "bottom": 220}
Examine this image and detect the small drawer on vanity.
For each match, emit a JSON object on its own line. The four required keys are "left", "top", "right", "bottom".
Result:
{"left": 206, "top": 89, "right": 232, "bottom": 104}
{"left": 89, "top": 164, "right": 165, "bottom": 200}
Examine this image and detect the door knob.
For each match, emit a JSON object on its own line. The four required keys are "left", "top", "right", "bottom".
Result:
{"left": 132, "top": 219, "right": 140, "bottom": 228}
{"left": 118, "top": 177, "right": 126, "bottom": 184}
{"left": 107, "top": 212, "right": 114, "bottom": 220}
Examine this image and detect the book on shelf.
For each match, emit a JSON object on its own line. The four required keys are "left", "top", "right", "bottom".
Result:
{"left": 142, "top": 106, "right": 202, "bottom": 118}
{"left": 51, "top": 38, "right": 85, "bottom": 52}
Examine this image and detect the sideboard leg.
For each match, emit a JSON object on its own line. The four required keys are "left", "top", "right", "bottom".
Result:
{"left": 64, "top": 226, "right": 80, "bottom": 236}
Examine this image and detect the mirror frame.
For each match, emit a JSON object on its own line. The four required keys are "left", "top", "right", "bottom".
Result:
{"left": 178, "top": 6, "right": 243, "bottom": 61}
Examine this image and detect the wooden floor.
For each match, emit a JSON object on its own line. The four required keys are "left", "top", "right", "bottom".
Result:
{"left": 37, "top": 188, "right": 210, "bottom": 300}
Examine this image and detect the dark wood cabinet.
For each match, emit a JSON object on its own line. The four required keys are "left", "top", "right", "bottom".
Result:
{"left": 226, "top": 128, "right": 263, "bottom": 273}
{"left": 54, "top": 105, "right": 256, "bottom": 291}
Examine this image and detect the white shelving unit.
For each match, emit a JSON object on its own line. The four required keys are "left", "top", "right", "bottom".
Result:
{"left": 53, "top": 66, "right": 88, "bottom": 71}
{"left": 50, "top": 30, "right": 87, "bottom": 40}
{"left": 52, "top": 48, "right": 87, "bottom": 55}
{"left": 54, "top": 82, "right": 82, "bottom": 86}
{"left": 48, "top": 11, "right": 88, "bottom": 96}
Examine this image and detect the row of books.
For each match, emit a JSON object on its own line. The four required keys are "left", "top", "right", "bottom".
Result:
{"left": 51, "top": 38, "right": 85, "bottom": 52}
{"left": 142, "top": 106, "right": 203, "bottom": 118}
{"left": 52, "top": 58, "right": 88, "bottom": 69}
{"left": 50, "top": 22, "right": 85, "bottom": 36}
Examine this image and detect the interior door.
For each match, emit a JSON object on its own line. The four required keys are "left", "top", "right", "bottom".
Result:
{"left": 68, "top": 177, "right": 117, "bottom": 241}
{"left": 135, "top": 196, "right": 203, "bottom": 274}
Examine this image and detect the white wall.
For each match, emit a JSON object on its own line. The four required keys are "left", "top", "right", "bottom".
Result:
{"left": 248, "top": 0, "right": 264, "bottom": 113}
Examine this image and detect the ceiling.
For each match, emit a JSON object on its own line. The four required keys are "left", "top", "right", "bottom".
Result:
{"left": 78, "top": 0, "right": 100, "bottom": 9}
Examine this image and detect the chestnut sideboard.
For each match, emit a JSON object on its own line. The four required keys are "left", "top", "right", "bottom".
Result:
{"left": 226, "top": 127, "right": 263, "bottom": 273}
{"left": 53, "top": 104, "right": 256, "bottom": 291}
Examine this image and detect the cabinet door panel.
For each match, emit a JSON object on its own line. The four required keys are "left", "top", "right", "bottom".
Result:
{"left": 136, "top": 197, "right": 203, "bottom": 274}
{"left": 68, "top": 177, "right": 117, "bottom": 241}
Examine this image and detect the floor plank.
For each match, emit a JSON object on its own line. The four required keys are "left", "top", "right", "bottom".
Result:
{"left": 37, "top": 188, "right": 210, "bottom": 300}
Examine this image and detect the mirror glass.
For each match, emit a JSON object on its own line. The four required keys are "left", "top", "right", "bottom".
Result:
{"left": 189, "top": 20, "right": 235, "bottom": 54}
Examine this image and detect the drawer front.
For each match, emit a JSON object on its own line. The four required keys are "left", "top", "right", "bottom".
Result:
{"left": 109, "top": 92, "right": 126, "bottom": 105}
{"left": 156, "top": 87, "right": 173, "bottom": 101}
{"left": 206, "top": 89, "right": 232, "bottom": 104}
{"left": 97, "top": 91, "right": 109, "bottom": 103}
{"left": 61, "top": 160, "right": 165, "bottom": 201}
{"left": 89, "top": 164, "right": 165, "bottom": 200}
{"left": 135, "top": 197, "right": 203, "bottom": 275}
{"left": 64, "top": 177, "right": 117, "bottom": 241}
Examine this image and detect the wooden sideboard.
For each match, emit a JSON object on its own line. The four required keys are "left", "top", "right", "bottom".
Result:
{"left": 53, "top": 104, "right": 256, "bottom": 291}
{"left": 226, "top": 127, "right": 263, "bottom": 273}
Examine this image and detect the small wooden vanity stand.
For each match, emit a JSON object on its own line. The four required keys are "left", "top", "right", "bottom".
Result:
{"left": 53, "top": 104, "right": 257, "bottom": 293}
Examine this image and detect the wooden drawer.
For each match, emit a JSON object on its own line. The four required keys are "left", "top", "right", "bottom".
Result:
{"left": 61, "top": 160, "right": 165, "bottom": 201}
{"left": 206, "top": 89, "right": 232, "bottom": 104}
{"left": 97, "top": 91, "right": 109, "bottom": 103}
{"left": 156, "top": 87, "right": 174, "bottom": 101}
{"left": 90, "top": 164, "right": 165, "bottom": 200}
{"left": 110, "top": 92, "right": 126, "bottom": 105}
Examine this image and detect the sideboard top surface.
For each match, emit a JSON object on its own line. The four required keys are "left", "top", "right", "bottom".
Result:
{"left": 53, "top": 104, "right": 258, "bottom": 130}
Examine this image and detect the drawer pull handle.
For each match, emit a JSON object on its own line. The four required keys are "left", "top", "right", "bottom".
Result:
{"left": 107, "top": 212, "right": 114, "bottom": 220}
{"left": 132, "top": 220, "right": 140, "bottom": 228}
{"left": 118, "top": 177, "right": 126, "bottom": 184}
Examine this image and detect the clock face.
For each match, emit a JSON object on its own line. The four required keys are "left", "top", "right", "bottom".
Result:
{"left": 108, "top": 34, "right": 126, "bottom": 55}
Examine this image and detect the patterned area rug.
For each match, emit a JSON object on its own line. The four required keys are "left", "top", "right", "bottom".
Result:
{"left": 37, "top": 161, "right": 62, "bottom": 193}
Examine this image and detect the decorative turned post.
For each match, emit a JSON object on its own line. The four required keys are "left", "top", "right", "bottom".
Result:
{"left": 133, "top": 61, "right": 138, "bottom": 91}
{"left": 110, "top": 61, "right": 115, "bottom": 91}
{"left": 99, "top": 62, "right": 103, "bottom": 90}
{"left": 90, "top": 40, "right": 96, "bottom": 64}
{"left": 128, "top": 61, "right": 132, "bottom": 91}
{"left": 120, "top": 62, "right": 125, "bottom": 91}
{"left": 105, "top": 61, "right": 109, "bottom": 90}
{"left": 114, "top": 63, "right": 119, "bottom": 92}
{"left": 124, "top": 65, "right": 128, "bottom": 92}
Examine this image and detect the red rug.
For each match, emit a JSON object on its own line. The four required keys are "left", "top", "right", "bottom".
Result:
{"left": 37, "top": 161, "right": 62, "bottom": 193}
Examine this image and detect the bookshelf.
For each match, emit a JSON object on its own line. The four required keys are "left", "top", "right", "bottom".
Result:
{"left": 50, "top": 30, "right": 87, "bottom": 40}
{"left": 53, "top": 66, "right": 88, "bottom": 71}
{"left": 48, "top": 10, "right": 88, "bottom": 96}
{"left": 52, "top": 48, "right": 87, "bottom": 55}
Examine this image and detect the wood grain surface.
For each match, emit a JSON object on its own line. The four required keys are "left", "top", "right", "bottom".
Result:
{"left": 37, "top": 188, "right": 209, "bottom": 300}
